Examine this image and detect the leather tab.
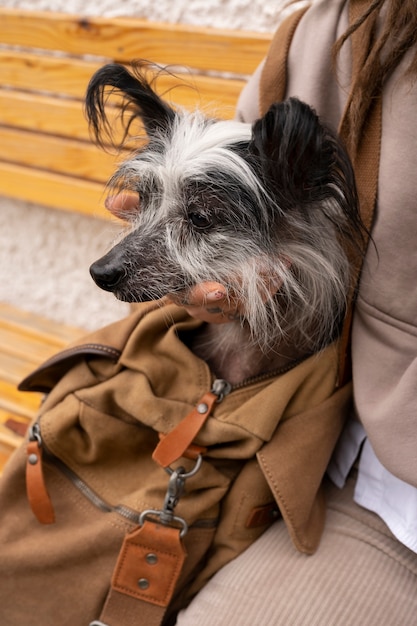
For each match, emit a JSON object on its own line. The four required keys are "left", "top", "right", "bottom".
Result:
{"left": 26, "top": 440, "right": 55, "bottom": 524}
{"left": 156, "top": 435, "right": 207, "bottom": 461}
{"left": 152, "top": 392, "right": 217, "bottom": 468}
{"left": 111, "top": 520, "right": 187, "bottom": 607}
{"left": 245, "top": 502, "right": 281, "bottom": 529}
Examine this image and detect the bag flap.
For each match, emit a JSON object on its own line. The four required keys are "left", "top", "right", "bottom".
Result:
{"left": 18, "top": 343, "right": 121, "bottom": 393}
{"left": 18, "top": 301, "right": 161, "bottom": 393}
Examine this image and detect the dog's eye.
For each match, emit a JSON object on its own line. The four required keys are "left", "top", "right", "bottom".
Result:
{"left": 188, "top": 211, "right": 212, "bottom": 230}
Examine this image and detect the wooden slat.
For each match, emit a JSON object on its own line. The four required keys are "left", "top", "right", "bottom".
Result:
{"left": 0, "top": 49, "right": 100, "bottom": 99}
{"left": 0, "top": 71, "right": 242, "bottom": 140}
{"left": 0, "top": 313, "right": 82, "bottom": 387}
{"left": 0, "top": 380, "right": 42, "bottom": 420}
{"left": 0, "top": 302, "right": 84, "bottom": 346}
{"left": 0, "top": 325, "right": 68, "bottom": 367}
{"left": 0, "top": 127, "right": 121, "bottom": 183}
{"left": 0, "top": 161, "right": 108, "bottom": 218}
{"left": 0, "top": 90, "right": 93, "bottom": 140}
{"left": 0, "top": 408, "right": 32, "bottom": 474}
{"left": 0, "top": 410, "right": 28, "bottom": 449}
{"left": 0, "top": 351, "right": 45, "bottom": 387}
{"left": 0, "top": 50, "right": 245, "bottom": 109}
{"left": 1, "top": 9, "right": 270, "bottom": 75}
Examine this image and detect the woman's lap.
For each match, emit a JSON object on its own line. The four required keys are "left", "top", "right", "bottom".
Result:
{"left": 175, "top": 478, "right": 417, "bottom": 625}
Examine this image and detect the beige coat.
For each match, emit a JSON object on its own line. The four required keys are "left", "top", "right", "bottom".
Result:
{"left": 237, "top": 0, "right": 417, "bottom": 488}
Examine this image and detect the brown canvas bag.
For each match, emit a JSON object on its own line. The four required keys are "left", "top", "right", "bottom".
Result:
{"left": 0, "top": 301, "right": 350, "bottom": 626}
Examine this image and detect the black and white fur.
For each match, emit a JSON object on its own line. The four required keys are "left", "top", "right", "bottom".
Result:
{"left": 87, "top": 63, "right": 363, "bottom": 384}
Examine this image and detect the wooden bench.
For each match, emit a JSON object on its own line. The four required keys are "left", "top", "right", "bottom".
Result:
{"left": 0, "top": 8, "right": 272, "bottom": 472}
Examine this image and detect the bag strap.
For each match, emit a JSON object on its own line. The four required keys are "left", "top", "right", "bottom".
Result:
{"left": 259, "top": 4, "right": 310, "bottom": 113}
{"left": 259, "top": 0, "right": 382, "bottom": 385}
{"left": 336, "top": 0, "right": 382, "bottom": 383}
{"left": 92, "top": 521, "right": 187, "bottom": 626}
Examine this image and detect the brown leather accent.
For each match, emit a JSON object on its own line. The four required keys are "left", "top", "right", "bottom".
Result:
{"left": 182, "top": 443, "right": 207, "bottom": 460}
{"left": 152, "top": 392, "right": 218, "bottom": 468}
{"left": 259, "top": 5, "right": 309, "bottom": 115}
{"left": 25, "top": 440, "right": 55, "bottom": 524}
{"left": 157, "top": 435, "right": 207, "bottom": 461}
{"left": 5, "top": 418, "right": 29, "bottom": 438}
{"left": 111, "top": 520, "right": 187, "bottom": 607}
{"left": 245, "top": 502, "right": 281, "bottom": 528}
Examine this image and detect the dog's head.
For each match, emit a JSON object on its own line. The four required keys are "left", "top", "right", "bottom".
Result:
{"left": 86, "top": 63, "right": 363, "bottom": 350}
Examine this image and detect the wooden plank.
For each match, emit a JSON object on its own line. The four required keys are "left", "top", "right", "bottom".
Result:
{"left": 0, "top": 73, "right": 242, "bottom": 138}
{"left": 0, "top": 302, "right": 84, "bottom": 346}
{"left": 0, "top": 49, "right": 244, "bottom": 110}
{"left": 0, "top": 409, "right": 30, "bottom": 474}
{"left": 0, "top": 49, "right": 101, "bottom": 99}
{"left": 0, "top": 380, "right": 41, "bottom": 420}
{"left": 0, "top": 9, "right": 270, "bottom": 75}
{"left": 0, "top": 90, "right": 93, "bottom": 141}
{"left": 0, "top": 445, "right": 16, "bottom": 475}
{"left": 0, "top": 161, "right": 108, "bottom": 217}
{"left": 0, "top": 127, "right": 121, "bottom": 184}
{"left": 0, "top": 325, "right": 68, "bottom": 366}
{"left": 0, "top": 410, "right": 31, "bottom": 447}
{"left": 0, "top": 351, "right": 44, "bottom": 387}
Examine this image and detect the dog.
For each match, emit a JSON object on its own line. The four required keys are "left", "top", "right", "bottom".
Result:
{"left": 86, "top": 63, "right": 363, "bottom": 384}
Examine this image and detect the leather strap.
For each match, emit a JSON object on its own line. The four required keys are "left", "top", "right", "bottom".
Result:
{"left": 336, "top": 0, "right": 382, "bottom": 384}
{"left": 96, "top": 520, "right": 186, "bottom": 626}
{"left": 152, "top": 391, "right": 218, "bottom": 468}
{"left": 26, "top": 440, "right": 55, "bottom": 524}
{"left": 259, "top": 5, "right": 309, "bottom": 114}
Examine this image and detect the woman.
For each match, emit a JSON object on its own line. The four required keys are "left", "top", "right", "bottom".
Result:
{"left": 108, "top": 1, "right": 417, "bottom": 622}
{"left": 173, "top": 0, "right": 417, "bottom": 623}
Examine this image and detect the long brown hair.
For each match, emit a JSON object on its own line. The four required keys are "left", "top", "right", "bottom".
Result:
{"left": 334, "top": 0, "right": 417, "bottom": 153}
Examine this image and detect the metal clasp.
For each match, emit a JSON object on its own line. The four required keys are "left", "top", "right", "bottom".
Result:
{"left": 139, "top": 454, "right": 202, "bottom": 538}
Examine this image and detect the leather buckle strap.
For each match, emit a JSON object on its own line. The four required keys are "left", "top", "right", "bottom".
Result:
{"left": 152, "top": 379, "right": 232, "bottom": 468}
{"left": 96, "top": 520, "right": 187, "bottom": 626}
{"left": 25, "top": 425, "right": 55, "bottom": 525}
{"left": 152, "top": 391, "right": 218, "bottom": 468}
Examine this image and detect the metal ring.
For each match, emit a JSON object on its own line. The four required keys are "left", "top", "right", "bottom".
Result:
{"left": 165, "top": 453, "right": 203, "bottom": 479}
{"left": 181, "top": 453, "right": 203, "bottom": 479}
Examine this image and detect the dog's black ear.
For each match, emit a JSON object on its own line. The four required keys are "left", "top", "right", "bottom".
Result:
{"left": 249, "top": 97, "right": 353, "bottom": 208}
{"left": 85, "top": 62, "right": 176, "bottom": 147}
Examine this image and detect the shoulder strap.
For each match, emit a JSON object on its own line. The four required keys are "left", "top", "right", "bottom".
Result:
{"left": 259, "top": 5, "right": 310, "bottom": 114}
{"left": 259, "top": 0, "right": 382, "bottom": 385}
{"left": 336, "top": 0, "right": 382, "bottom": 384}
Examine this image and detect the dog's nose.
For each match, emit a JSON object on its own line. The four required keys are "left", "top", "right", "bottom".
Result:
{"left": 90, "top": 259, "right": 125, "bottom": 292}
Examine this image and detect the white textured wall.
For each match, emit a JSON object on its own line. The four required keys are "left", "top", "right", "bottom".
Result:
{"left": 0, "top": 0, "right": 287, "bottom": 331}
{"left": 1, "top": 0, "right": 287, "bottom": 31}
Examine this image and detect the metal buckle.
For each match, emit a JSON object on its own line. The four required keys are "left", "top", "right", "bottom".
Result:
{"left": 139, "top": 454, "right": 202, "bottom": 538}
{"left": 139, "top": 509, "right": 188, "bottom": 538}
